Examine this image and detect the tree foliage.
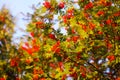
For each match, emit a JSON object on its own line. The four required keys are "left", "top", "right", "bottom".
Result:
{"left": 0, "top": 0, "right": 120, "bottom": 80}
{"left": 0, "top": 7, "right": 18, "bottom": 80}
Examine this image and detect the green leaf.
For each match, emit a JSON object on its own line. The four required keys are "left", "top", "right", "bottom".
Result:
{"left": 25, "top": 65, "right": 34, "bottom": 69}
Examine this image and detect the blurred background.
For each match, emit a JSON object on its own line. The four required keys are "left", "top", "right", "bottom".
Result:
{"left": 0, "top": 0, "right": 43, "bottom": 43}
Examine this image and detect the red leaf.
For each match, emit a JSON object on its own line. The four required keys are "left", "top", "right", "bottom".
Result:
{"left": 83, "top": 12, "right": 90, "bottom": 20}
{"left": 62, "top": 74, "right": 67, "bottom": 80}
{"left": 58, "top": 62, "right": 64, "bottom": 71}
{"left": 55, "top": 47, "right": 61, "bottom": 53}
{"left": 32, "top": 38, "right": 37, "bottom": 44}
{"left": 104, "top": 2, "right": 112, "bottom": 6}
{"left": 82, "top": 25, "right": 87, "bottom": 31}
{"left": 51, "top": 41, "right": 60, "bottom": 53}
{"left": 25, "top": 42, "right": 29, "bottom": 47}
{"left": 26, "top": 48, "right": 33, "bottom": 55}
{"left": 84, "top": 2, "right": 93, "bottom": 10}
{"left": 70, "top": 72, "right": 78, "bottom": 79}
{"left": 21, "top": 46, "right": 28, "bottom": 51}
{"left": 33, "top": 58, "right": 39, "bottom": 62}
{"left": 49, "top": 63, "right": 56, "bottom": 68}
{"left": 113, "top": 11, "right": 120, "bottom": 17}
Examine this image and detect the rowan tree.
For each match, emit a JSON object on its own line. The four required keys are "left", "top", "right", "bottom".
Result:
{"left": 20, "top": 0, "right": 120, "bottom": 80}
{"left": 0, "top": 7, "right": 20, "bottom": 80}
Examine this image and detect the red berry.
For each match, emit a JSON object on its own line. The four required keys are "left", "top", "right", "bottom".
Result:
{"left": 113, "top": 11, "right": 120, "bottom": 17}
{"left": 30, "top": 32, "right": 34, "bottom": 37}
{"left": 107, "top": 55, "right": 115, "bottom": 62}
{"left": 43, "top": 1, "right": 51, "bottom": 9}
{"left": 71, "top": 29, "right": 75, "bottom": 34}
{"left": 116, "top": 77, "right": 120, "bottom": 80}
{"left": 89, "top": 22, "right": 95, "bottom": 30}
{"left": 0, "top": 77, "right": 5, "bottom": 80}
{"left": 82, "top": 25, "right": 87, "bottom": 31}
{"left": 16, "top": 77, "right": 20, "bottom": 80}
{"left": 35, "top": 21, "right": 44, "bottom": 28}
{"left": 10, "top": 59, "right": 18, "bottom": 67}
{"left": 55, "top": 47, "right": 60, "bottom": 53}
{"left": 0, "top": 16, "right": 5, "bottom": 22}
{"left": 58, "top": 2, "right": 65, "bottom": 9}
{"left": 49, "top": 33, "right": 56, "bottom": 39}
{"left": 58, "top": 62, "right": 63, "bottom": 67}
{"left": 36, "top": 21, "right": 43, "bottom": 25}
{"left": 34, "top": 58, "right": 39, "bottom": 62}
{"left": 81, "top": 73, "right": 86, "bottom": 78}
{"left": 84, "top": 12, "right": 90, "bottom": 19}
{"left": 49, "top": 63, "right": 56, "bottom": 68}
{"left": 106, "top": 19, "right": 112, "bottom": 25}
{"left": 72, "top": 36, "right": 79, "bottom": 42}
{"left": 97, "top": 10, "right": 104, "bottom": 16}
{"left": 40, "top": 78, "right": 46, "bottom": 80}
{"left": 33, "top": 74, "right": 39, "bottom": 80}
{"left": 104, "top": 2, "right": 112, "bottom": 6}
{"left": 97, "top": 31, "right": 103, "bottom": 35}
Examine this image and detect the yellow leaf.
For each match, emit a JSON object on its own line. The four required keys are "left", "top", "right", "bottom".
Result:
{"left": 40, "top": 7, "right": 47, "bottom": 13}
{"left": 89, "top": 30, "right": 93, "bottom": 34}
{"left": 79, "top": 29, "right": 88, "bottom": 39}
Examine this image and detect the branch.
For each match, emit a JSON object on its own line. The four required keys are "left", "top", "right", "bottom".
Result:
{"left": 87, "top": 62, "right": 105, "bottom": 77}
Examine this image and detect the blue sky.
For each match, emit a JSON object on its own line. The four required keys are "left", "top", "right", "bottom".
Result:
{"left": 0, "top": 0, "right": 43, "bottom": 42}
